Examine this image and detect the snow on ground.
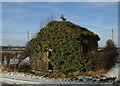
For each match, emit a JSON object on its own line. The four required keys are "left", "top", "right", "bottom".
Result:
{"left": 3, "top": 57, "right": 30, "bottom": 65}
{"left": 0, "top": 54, "right": 119, "bottom": 84}
{"left": 0, "top": 69, "right": 118, "bottom": 84}
{"left": 0, "top": 61, "right": 120, "bottom": 84}
{"left": 105, "top": 63, "right": 120, "bottom": 78}
{"left": 105, "top": 54, "right": 120, "bottom": 78}
{"left": 0, "top": 71, "right": 86, "bottom": 84}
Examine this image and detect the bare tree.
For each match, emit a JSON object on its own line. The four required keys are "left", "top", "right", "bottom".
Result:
{"left": 40, "top": 15, "right": 55, "bottom": 29}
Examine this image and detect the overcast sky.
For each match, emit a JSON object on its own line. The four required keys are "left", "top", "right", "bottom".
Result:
{"left": 1, "top": 1, "right": 119, "bottom": 47}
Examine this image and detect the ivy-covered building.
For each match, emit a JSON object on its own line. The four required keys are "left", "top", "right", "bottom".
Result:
{"left": 27, "top": 20, "right": 100, "bottom": 73}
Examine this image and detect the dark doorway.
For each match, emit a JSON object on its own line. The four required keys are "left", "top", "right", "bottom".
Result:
{"left": 48, "top": 61, "right": 53, "bottom": 71}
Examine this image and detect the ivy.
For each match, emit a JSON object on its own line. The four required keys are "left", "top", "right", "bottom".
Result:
{"left": 27, "top": 20, "right": 100, "bottom": 73}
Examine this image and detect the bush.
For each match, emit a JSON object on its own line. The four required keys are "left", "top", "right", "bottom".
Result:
{"left": 88, "top": 39, "right": 117, "bottom": 71}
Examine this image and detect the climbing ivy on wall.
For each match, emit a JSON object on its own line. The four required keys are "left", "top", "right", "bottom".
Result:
{"left": 27, "top": 21, "right": 100, "bottom": 73}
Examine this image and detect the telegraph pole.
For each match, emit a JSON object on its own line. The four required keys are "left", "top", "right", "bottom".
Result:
{"left": 112, "top": 29, "right": 114, "bottom": 41}
{"left": 28, "top": 31, "right": 29, "bottom": 41}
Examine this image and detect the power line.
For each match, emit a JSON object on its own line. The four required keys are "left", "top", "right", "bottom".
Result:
{"left": 93, "top": 28, "right": 118, "bottom": 32}
{"left": 1, "top": 32, "right": 36, "bottom": 34}
{"left": 3, "top": 39, "right": 27, "bottom": 41}
{"left": 1, "top": 28, "right": 118, "bottom": 34}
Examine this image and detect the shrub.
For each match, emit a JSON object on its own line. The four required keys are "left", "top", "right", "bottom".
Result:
{"left": 88, "top": 39, "right": 117, "bottom": 71}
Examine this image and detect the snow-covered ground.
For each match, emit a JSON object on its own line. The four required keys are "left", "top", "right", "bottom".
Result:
{"left": 3, "top": 57, "right": 30, "bottom": 65}
{"left": 105, "top": 63, "right": 120, "bottom": 78}
{"left": 0, "top": 53, "right": 120, "bottom": 84}
{"left": 0, "top": 61, "right": 120, "bottom": 84}
{"left": 0, "top": 66, "right": 119, "bottom": 85}
{"left": 105, "top": 52, "right": 120, "bottom": 78}
{"left": 0, "top": 71, "right": 87, "bottom": 84}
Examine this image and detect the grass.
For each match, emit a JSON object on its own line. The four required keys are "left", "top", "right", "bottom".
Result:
{"left": 49, "top": 70, "right": 107, "bottom": 78}
{"left": 1, "top": 65, "right": 30, "bottom": 72}
{"left": 1, "top": 65, "right": 107, "bottom": 79}
{"left": 1, "top": 65, "right": 47, "bottom": 77}
{"left": 2, "top": 65, "right": 19, "bottom": 72}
